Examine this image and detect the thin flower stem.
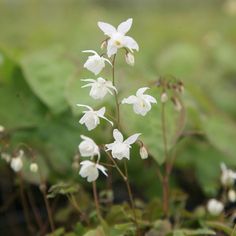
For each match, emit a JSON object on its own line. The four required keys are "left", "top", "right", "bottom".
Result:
{"left": 124, "top": 160, "right": 139, "bottom": 230}
{"left": 41, "top": 183, "right": 55, "bottom": 232}
{"left": 105, "top": 150, "right": 127, "bottom": 181}
{"left": 92, "top": 181, "right": 102, "bottom": 222}
{"left": 18, "top": 173, "right": 35, "bottom": 235}
{"left": 112, "top": 54, "right": 121, "bottom": 128}
{"left": 161, "top": 102, "right": 170, "bottom": 218}
{"left": 231, "top": 223, "right": 236, "bottom": 236}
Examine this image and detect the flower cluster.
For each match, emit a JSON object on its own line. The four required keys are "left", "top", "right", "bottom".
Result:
{"left": 206, "top": 163, "right": 236, "bottom": 216}
{"left": 77, "top": 18, "right": 157, "bottom": 182}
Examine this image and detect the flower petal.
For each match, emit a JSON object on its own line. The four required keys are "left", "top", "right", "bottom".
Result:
{"left": 143, "top": 95, "right": 157, "bottom": 103}
{"left": 96, "top": 107, "right": 106, "bottom": 117}
{"left": 124, "top": 133, "right": 141, "bottom": 145}
{"left": 136, "top": 87, "right": 149, "bottom": 96}
{"left": 123, "top": 36, "right": 139, "bottom": 51}
{"left": 107, "top": 39, "right": 118, "bottom": 57}
{"left": 117, "top": 18, "right": 133, "bottom": 35}
{"left": 76, "top": 104, "right": 93, "bottom": 111}
{"left": 122, "top": 95, "right": 137, "bottom": 104}
{"left": 113, "top": 129, "right": 123, "bottom": 142}
{"left": 82, "top": 50, "right": 98, "bottom": 55}
{"left": 98, "top": 21, "right": 116, "bottom": 37}
{"left": 97, "top": 164, "right": 108, "bottom": 176}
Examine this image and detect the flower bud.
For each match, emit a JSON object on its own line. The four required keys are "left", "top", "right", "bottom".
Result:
{"left": 207, "top": 199, "right": 224, "bottom": 216}
{"left": 30, "top": 163, "right": 38, "bottom": 173}
{"left": 228, "top": 189, "right": 236, "bottom": 202}
{"left": 171, "top": 97, "right": 182, "bottom": 112}
{"left": 161, "top": 92, "right": 168, "bottom": 103}
{"left": 101, "top": 40, "right": 107, "bottom": 50}
{"left": 0, "top": 125, "right": 5, "bottom": 133}
{"left": 125, "top": 52, "right": 135, "bottom": 66}
{"left": 140, "top": 146, "right": 148, "bottom": 159}
{"left": 10, "top": 157, "right": 23, "bottom": 172}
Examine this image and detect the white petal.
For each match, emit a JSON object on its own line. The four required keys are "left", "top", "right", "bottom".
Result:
{"left": 81, "top": 79, "right": 96, "bottom": 83}
{"left": 103, "top": 58, "right": 113, "bottom": 66}
{"left": 96, "top": 107, "right": 106, "bottom": 117}
{"left": 97, "top": 77, "right": 106, "bottom": 83}
{"left": 76, "top": 104, "right": 93, "bottom": 111}
{"left": 87, "top": 167, "right": 99, "bottom": 182}
{"left": 124, "top": 133, "right": 141, "bottom": 145}
{"left": 98, "top": 22, "right": 116, "bottom": 37}
{"left": 143, "top": 95, "right": 157, "bottom": 103}
{"left": 117, "top": 18, "right": 133, "bottom": 35}
{"left": 122, "top": 95, "right": 137, "bottom": 104}
{"left": 136, "top": 87, "right": 149, "bottom": 96}
{"left": 100, "top": 115, "right": 113, "bottom": 126}
{"left": 105, "top": 143, "right": 114, "bottom": 151}
{"left": 96, "top": 164, "right": 108, "bottom": 176}
{"left": 107, "top": 39, "right": 118, "bottom": 57}
{"left": 123, "top": 36, "right": 139, "bottom": 51}
{"left": 113, "top": 129, "right": 123, "bottom": 142}
{"left": 82, "top": 50, "right": 98, "bottom": 55}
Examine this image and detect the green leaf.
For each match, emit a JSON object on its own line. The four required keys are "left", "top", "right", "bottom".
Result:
{"left": 83, "top": 226, "right": 106, "bottom": 236}
{"left": 47, "top": 182, "right": 79, "bottom": 198}
{"left": 46, "top": 227, "right": 65, "bottom": 236}
{"left": 205, "top": 221, "right": 235, "bottom": 236}
{"left": 21, "top": 46, "right": 75, "bottom": 114}
{"left": 173, "top": 228, "right": 215, "bottom": 236}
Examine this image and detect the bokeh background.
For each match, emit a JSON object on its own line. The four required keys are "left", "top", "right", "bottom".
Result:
{"left": 1, "top": 0, "right": 236, "bottom": 235}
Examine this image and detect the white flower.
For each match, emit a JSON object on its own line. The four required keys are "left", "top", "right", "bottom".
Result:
{"left": 105, "top": 129, "right": 141, "bottom": 160}
{"left": 79, "top": 135, "right": 100, "bottom": 158}
{"left": 139, "top": 146, "right": 148, "bottom": 159}
{"left": 122, "top": 87, "right": 157, "bottom": 116}
{"left": 98, "top": 18, "right": 139, "bottom": 57}
{"left": 81, "top": 77, "right": 117, "bottom": 100}
{"left": 220, "top": 163, "right": 236, "bottom": 187}
{"left": 207, "top": 199, "right": 224, "bottom": 216}
{"left": 79, "top": 160, "right": 107, "bottom": 182}
{"left": 77, "top": 104, "right": 113, "bottom": 131}
{"left": 125, "top": 52, "right": 135, "bottom": 66}
{"left": 10, "top": 150, "right": 24, "bottom": 173}
{"left": 30, "top": 163, "right": 38, "bottom": 173}
{"left": 83, "top": 50, "right": 112, "bottom": 75}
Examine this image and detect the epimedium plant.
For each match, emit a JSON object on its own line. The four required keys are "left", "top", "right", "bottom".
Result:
{"left": 1, "top": 17, "right": 236, "bottom": 236}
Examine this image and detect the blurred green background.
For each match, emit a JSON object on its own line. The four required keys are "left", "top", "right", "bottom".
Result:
{"left": 1, "top": 0, "right": 236, "bottom": 200}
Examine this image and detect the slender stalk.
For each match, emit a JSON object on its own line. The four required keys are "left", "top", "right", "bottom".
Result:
{"left": 40, "top": 183, "right": 55, "bottom": 232}
{"left": 92, "top": 181, "right": 102, "bottom": 221}
{"left": 26, "top": 189, "right": 44, "bottom": 230}
{"left": 231, "top": 223, "right": 236, "bottom": 236}
{"left": 161, "top": 102, "right": 170, "bottom": 217}
{"left": 18, "top": 174, "right": 34, "bottom": 235}
{"left": 124, "top": 160, "right": 138, "bottom": 227}
{"left": 112, "top": 54, "right": 121, "bottom": 128}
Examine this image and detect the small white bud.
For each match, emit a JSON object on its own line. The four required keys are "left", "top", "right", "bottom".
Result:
{"left": 139, "top": 146, "right": 148, "bottom": 159}
{"left": 0, "top": 125, "right": 5, "bottom": 133}
{"left": 101, "top": 40, "right": 107, "bottom": 50}
{"left": 30, "top": 163, "right": 38, "bottom": 173}
{"left": 1, "top": 152, "right": 11, "bottom": 163}
{"left": 172, "top": 97, "right": 182, "bottom": 112}
{"left": 161, "top": 92, "right": 168, "bottom": 103}
{"left": 125, "top": 52, "right": 135, "bottom": 66}
{"left": 10, "top": 157, "right": 23, "bottom": 172}
{"left": 228, "top": 189, "right": 236, "bottom": 202}
{"left": 207, "top": 199, "right": 224, "bottom": 216}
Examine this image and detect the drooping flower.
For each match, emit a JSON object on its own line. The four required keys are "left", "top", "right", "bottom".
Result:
{"left": 10, "top": 150, "right": 24, "bottom": 173}
{"left": 79, "top": 135, "right": 100, "bottom": 158}
{"left": 81, "top": 77, "right": 117, "bottom": 100}
{"left": 30, "top": 163, "right": 38, "bottom": 173}
{"left": 105, "top": 129, "right": 141, "bottom": 160}
{"left": 77, "top": 104, "right": 113, "bottom": 131}
{"left": 139, "top": 146, "right": 148, "bottom": 159}
{"left": 122, "top": 87, "right": 157, "bottom": 116}
{"left": 98, "top": 18, "right": 139, "bottom": 57}
{"left": 79, "top": 160, "right": 107, "bottom": 182}
{"left": 83, "top": 50, "right": 112, "bottom": 75}
{"left": 125, "top": 52, "right": 135, "bottom": 66}
{"left": 228, "top": 189, "right": 236, "bottom": 202}
{"left": 220, "top": 163, "right": 236, "bottom": 187}
{"left": 207, "top": 199, "right": 224, "bottom": 216}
